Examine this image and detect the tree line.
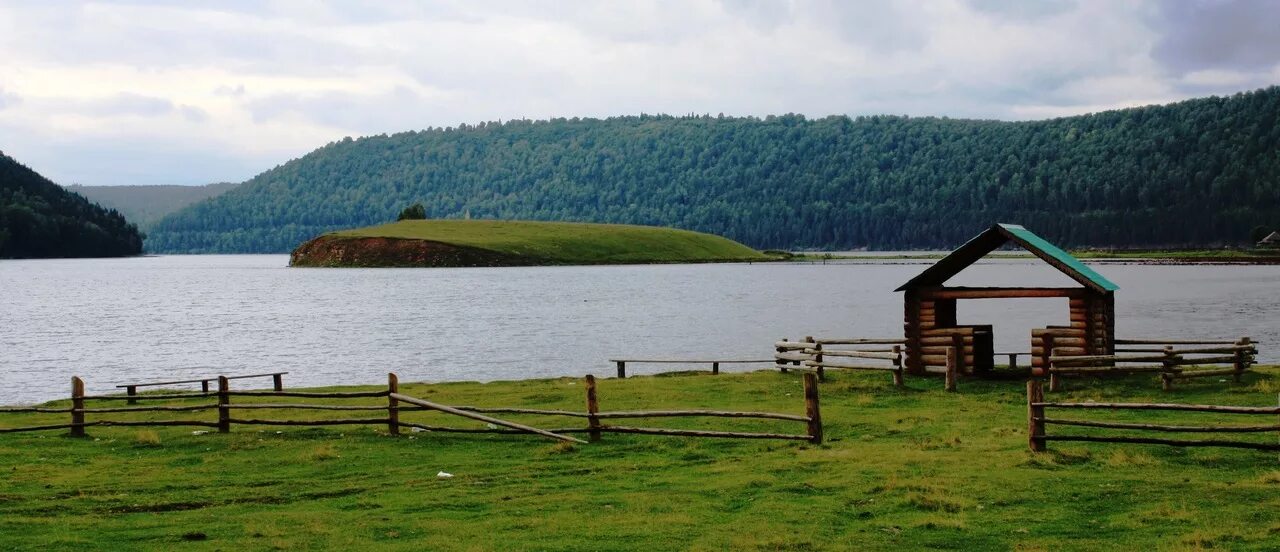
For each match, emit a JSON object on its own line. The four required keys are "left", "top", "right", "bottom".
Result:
{"left": 146, "top": 87, "right": 1280, "bottom": 253}
{"left": 1, "top": 152, "right": 143, "bottom": 258}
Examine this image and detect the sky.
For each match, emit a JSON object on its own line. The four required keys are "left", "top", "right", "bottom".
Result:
{"left": 1, "top": 0, "right": 1278, "bottom": 186}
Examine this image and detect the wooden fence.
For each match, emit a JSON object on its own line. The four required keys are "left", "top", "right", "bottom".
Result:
{"left": 1027, "top": 379, "right": 1280, "bottom": 452}
{"left": 0, "top": 372, "right": 822, "bottom": 444}
{"left": 1047, "top": 337, "right": 1257, "bottom": 391}
{"left": 770, "top": 336, "right": 952, "bottom": 389}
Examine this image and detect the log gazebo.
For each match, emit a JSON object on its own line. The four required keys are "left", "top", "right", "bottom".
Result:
{"left": 896, "top": 223, "right": 1118, "bottom": 376}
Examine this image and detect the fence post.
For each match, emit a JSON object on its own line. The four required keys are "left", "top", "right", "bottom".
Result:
{"left": 1027, "top": 379, "right": 1046, "bottom": 452}
{"left": 615, "top": 361, "right": 626, "bottom": 379}
{"left": 892, "top": 345, "right": 904, "bottom": 387}
{"left": 387, "top": 373, "right": 399, "bottom": 436}
{"left": 1161, "top": 345, "right": 1176, "bottom": 391}
{"left": 201, "top": 380, "right": 210, "bottom": 393}
{"left": 125, "top": 385, "right": 137, "bottom": 405}
{"left": 273, "top": 373, "right": 284, "bottom": 392}
{"left": 585, "top": 375, "right": 601, "bottom": 442}
{"left": 1233, "top": 337, "right": 1251, "bottom": 383}
{"left": 777, "top": 337, "right": 788, "bottom": 374}
{"left": 1008, "top": 353, "right": 1018, "bottom": 372}
{"left": 711, "top": 362, "right": 719, "bottom": 375}
{"left": 1047, "top": 346, "right": 1061, "bottom": 392}
{"left": 944, "top": 347, "right": 957, "bottom": 392}
{"left": 807, "top": 336, "right": 824, "bottom": 382}
{"left": 217, "top": 376, "right": 230, "bottom": 433}
{"left": 803, "top": 372, "right": 822, "bottom": 444}
{"left": 951, "top": 334, "right": 966, "bottom": 376}
{"left": 70, "top": 376, "right": 86, "bottom": 437}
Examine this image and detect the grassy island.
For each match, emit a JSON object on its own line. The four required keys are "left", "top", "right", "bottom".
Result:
{"left": 1, "top": 368, "right": 1278, "bottom": 550}
{"left": 289, "top": 219, "right": 771, "bottom": 267}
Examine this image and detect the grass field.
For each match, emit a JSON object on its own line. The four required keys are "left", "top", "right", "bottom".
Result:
{"left": 312, "top": 219, "right": 770, "bottom": 265}
{"left": 2, "top": 368, "right": 1278, "bottom": 550}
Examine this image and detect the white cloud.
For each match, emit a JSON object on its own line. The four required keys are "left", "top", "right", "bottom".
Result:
{"left": 0, "top": 0, "right": 1276, "bottom": 186}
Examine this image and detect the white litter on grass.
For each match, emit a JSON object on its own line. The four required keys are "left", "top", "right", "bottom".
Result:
{"left": 437, "top": 471, "right": 454, "bottom": 479}
{"left": 486, "top": 423, "right": 499, "bottom": 429}
{"left": 411, "top": 427, "right": 427, "bottom": 433}
{"left": 191, "top": 430, "right": 208, "bottom": 436}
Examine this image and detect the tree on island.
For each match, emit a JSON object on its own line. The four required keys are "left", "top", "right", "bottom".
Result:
{"left": 397, "top": 202, "right": 426, "bottom": 221}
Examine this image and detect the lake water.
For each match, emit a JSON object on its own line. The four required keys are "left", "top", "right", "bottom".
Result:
{"left": 1, "top": 255, "right": 1276, "bottom": 404}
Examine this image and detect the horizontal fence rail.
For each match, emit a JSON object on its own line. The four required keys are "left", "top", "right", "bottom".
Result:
{"left": 116, "top": 372, "right": 288, "bottom": 403}
{"left": 607, "top": 358, "right": 774, "bottom": 378}
{"left": 1046, "top": 337, "right": 1257, "bottom": 391}
{"left": 1027, "top": 379, "right": 1280, "bottom": 453}
{"left": 1, "top": 372, "right": 823, "bottom": 444}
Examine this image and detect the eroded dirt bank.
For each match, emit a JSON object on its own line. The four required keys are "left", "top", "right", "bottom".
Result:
{"left": 289, "top": 236, "right": 534, "bottom": 267}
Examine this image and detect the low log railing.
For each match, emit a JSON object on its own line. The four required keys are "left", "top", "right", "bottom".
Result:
{"left": 771, "top": 337, "right": 949, "bottom": 390}
{"left": 1027, "top": 379, "right": 1280, "bottom": 452}
{"left": 1047, "top": 337, "right": 1257, "bottom": 391}
{"left": 607, "top": 359, "right": 774, "bottom": 379}
{"left": 117, "top": 371, "right": 288, "bottom": 404}
{"left": 1, "top": 372, "right": 822, "bottom": 444}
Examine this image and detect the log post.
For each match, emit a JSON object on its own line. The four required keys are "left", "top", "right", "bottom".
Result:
{"left": 802, "top": 372, "right": 822, "bottom": 444}
{"left": 711, "top": 362, "right": 719, "bottom": 375}
{"left": 807, "top": 336, "right": 823, "bottom": 382}
{"left": 951, "top": 334, "right": 966, "bottom": 376}
{"left": 1037, "top": 335, "right": 1055, "bottom": 378}
{"left": 777, "top": 337, "right": 788, "bottom": 374}
{"left": 891, "top": 345, "right": 904, "bottom": 387}
{"left": 125, "top": 385, "right": 137, "bottom": 405}
{"left": 1161, "top": 345, "right": 1176, "bottom": 392}
{"left": 1027, "top": 379, "right": 1046, "bottom": 452}
{"left": 585, "top": 375, "right": 601, "bottom": 442}
{"left": 387, "top": 373, "right": 399, "bottom": 436}
{"left": 944, "top": 347, "right": 958, "bottom": 392}
{"left": 70, "top": 376, "right": 86, "bottom": 437}
{"left": 1008, "top": 353, "right": 1018, "bottom": 372}
{"left": 201, "top": 380, "right": 210, "bottom": 393}
{"left": 217, "top": 376, "right": 230, "bottom": 433}
{"left": 273, "top": 373, "right": 284, "bottom": 391}
{"left": 1233, "top": 337, "right": 1251, "bottom": 383}
{"left": 616, "top": 361, "right": 626, "bottom": 379}
{"left": 1048, "top": 346, "right": 1061, "bottom": 393}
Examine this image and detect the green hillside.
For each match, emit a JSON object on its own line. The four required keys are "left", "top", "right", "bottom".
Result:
{"left": 149, "top": 87, "right": 1280, "bottom": 253}
{"left": 1, "top": 152, "right": 143, "bottom": 258}
{"left": 290, "top": 219, "right": 769, "bottom": 267}
{"left": 67, "top": 182, "right": 238, "bottom": 229}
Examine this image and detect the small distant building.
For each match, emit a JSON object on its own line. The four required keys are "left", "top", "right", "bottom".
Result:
{"left": 896, "top": 223, "right": 1118, "bottom": 376}
{"left": 1258, "top": 231, "right": 1280, "bottom": 248}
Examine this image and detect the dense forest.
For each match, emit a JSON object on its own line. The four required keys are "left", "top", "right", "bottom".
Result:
{"left": 0, "top": 152, "right": 143, "bottom": 258}
{"left": 148, "top": 87, "right": 1280, "bottom": 253}
{"left": 68, "top": 182, "right": 239, "bottom": 230}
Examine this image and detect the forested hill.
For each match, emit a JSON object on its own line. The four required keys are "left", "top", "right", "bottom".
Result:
{"left": 148, "top": 87, "right": 1280, "bottom": 253}
{"left": 67, "top": 182, "right": 239, "bottom": 229}
{"left": 1, "top": 153, "right": 143, "bottom": 258}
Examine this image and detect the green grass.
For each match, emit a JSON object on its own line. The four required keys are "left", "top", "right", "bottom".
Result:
{"left": 3, "top": 369, "right": 1279, "bottom": 550}
{"left": 323, "top": 219, "right": 770, "bottom": 264}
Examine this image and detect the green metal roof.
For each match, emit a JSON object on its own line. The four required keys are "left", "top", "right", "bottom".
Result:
{"left": 895, "top": 223, "right": 1119, "bottom": 293}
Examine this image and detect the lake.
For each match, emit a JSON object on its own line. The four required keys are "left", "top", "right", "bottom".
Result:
{"left": 1, "top": 255, "right": 1276, "bottom": 404}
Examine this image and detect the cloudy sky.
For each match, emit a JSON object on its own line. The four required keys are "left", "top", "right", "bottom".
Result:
{"left": 1, "top": 0, "right": 1278, "bottom": 186}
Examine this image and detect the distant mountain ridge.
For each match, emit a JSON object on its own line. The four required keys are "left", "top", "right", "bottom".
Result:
{"left": 147, "top": 87, "right": 1280, "bottom": 253}
{"left": 67, "top": 182, "right": 239, "bottom": 229}
{"left": 1, "top": 152, "right": 143, "bottom": 258}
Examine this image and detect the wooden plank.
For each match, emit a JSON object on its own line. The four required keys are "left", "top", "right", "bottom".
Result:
{"left": 919, "top": 287, "right": 1085, "bottom": 299}
{"left": 774, "top": 352, "right": 811, "bottom": 362}
{"left": 804, "top": 361, "right": 896, "bottom": 372}
{"left": 601, "top": 425, "right": 811, "bottom": 441}
{"left": 609, "top": 359, "right": 774, "bottom": 364}
{"left": 227, "top": 418, "right": 390, "bottom": 426}
{"left": 1051, "top": 354, "right": 1170, "bottom": 364}
{"left": 1033, "top": 402, "right": 1280, "bottom": 414}
{"left": 1044, "top": 435, "right": 1280, "bottom": 451}
{"left": 812, "top": 350, "right": 898, "bottom": 361}
{"left": 1040, "top": 418, "right": 1280, "bottom": 433}
{"left": 1172, "top": 368, "right": 1248, "bottom": 379}
{"left": 227, "top": 390, "right": 388, "bottom": 398}
{"left": 1049, "top": 364, "right": 1170, "bottom": 374}
{"left": 813, "top": 338, "right": 907, "bottom": 345}
{"left": 593, "top": 410, "right": 809, "bottom": 422}
{"left": 80, "top": 392, "right": 217, "bottom": 401}
{"left": 73, "top": 404, "right": 217, "bottom": 413}
{"left": 921, "top": 328, "right": 975, "bottom": 337}
{"left": 390, "top": 392, "right": 586, "bottom": 444}
{"left": 1171, "top": 356, "right": 1237, "bottom": 366}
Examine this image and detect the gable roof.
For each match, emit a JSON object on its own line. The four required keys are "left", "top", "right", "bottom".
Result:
{"left": 895, "top": 223, "right": 1119, "bottom": 293}
{"left": 1261, "top": 231, "right": 1280, "bottom": 244}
